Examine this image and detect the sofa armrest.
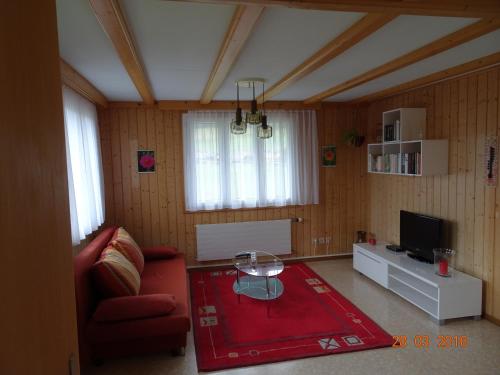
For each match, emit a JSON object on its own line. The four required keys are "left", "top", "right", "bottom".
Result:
{"left": 141, "top": 246, "right": 178, "bottom": 260}
{"left": 93, "top": 294, "right": 176, "bottom": 323}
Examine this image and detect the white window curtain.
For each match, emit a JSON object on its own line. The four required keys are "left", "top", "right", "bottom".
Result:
{"left": 183, "top": 110, "right": 319, "bottom": 211}
{"left": 62, "top": 86, "right": 105, "bottom": 245}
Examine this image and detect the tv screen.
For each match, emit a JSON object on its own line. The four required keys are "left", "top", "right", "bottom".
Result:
{"left": 400, "top": 210, "right": 442, "bottom": 263}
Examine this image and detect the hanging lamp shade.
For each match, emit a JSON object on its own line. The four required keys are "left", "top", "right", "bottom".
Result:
{"left": 257, "top": 82, "right": 272, "bottom": 139}
{"left": 245, "top": 81, "right": 262, "bottom": 125}
{"left": 257, "top": 114, "right": 272, "bottom": 139}
{"left": 231, "top": 108, "right": 247, "bottom": 134}
{"left": 230, "top": 82, "right": 247, "bottom": 134}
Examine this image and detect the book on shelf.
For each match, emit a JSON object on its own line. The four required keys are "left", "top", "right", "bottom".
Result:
{"left": 400, "top": 152, "right": 421, "bottom": 175}
{"left": 385, "top": 153, "right": 400, "bottom": 173}
{"left": 383, "top": 120, "right": 400, "bottom": 142}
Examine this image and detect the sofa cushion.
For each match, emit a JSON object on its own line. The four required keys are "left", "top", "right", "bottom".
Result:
{"left": 87, "top": 254, "right": 191, "bottom": 344}
{"left": 109, "top": 227, "right": 144, "bottom": 274}
{"left": 141, "top": 246, "right": 178, "bottom": 260}
{"left": 92, "top": 246, "right": 141, "bottom": 297}
{"left": 93, "top": 294, "right": 176, "bottom": 323}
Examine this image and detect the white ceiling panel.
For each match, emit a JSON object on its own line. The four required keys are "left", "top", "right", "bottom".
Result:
{"left": 273, "top": 15, "right": 478, "bottom": 100}
{"left": 56, "top": 0, "right": 141, "bottom": 101}
{"left": 213, "top": 8, "right": 365, "bottom": 100}
{"left": 328, "top": 30, "right": 500, "bottom": 101}
{"left": 121, "top": 0, "right": 235, "bottom": 100}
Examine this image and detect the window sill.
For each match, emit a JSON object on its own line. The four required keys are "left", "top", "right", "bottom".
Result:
{"left": 184, "top": 203, "right": 320, "bottom": 215}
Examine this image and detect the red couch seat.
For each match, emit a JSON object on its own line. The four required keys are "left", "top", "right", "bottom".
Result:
{"left": 87, "top": 255, "right": 190, "bottom": 343}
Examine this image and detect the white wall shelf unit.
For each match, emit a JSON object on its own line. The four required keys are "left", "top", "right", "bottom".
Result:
{"left": 368, "top": 108, "right": 448, "bottom": 176}
{"left": 353, "top": 242, "right": 482, "bottom": 324}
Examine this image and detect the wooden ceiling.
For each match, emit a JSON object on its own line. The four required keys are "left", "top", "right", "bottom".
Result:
{"left": 57, "top": 0, "right": 500, "bottom": 106}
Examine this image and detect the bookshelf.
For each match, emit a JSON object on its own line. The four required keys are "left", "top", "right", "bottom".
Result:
{"left": 368, "top": 108, "right": 448, "bottom": 176}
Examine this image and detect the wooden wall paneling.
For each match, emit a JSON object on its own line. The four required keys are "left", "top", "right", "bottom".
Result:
{"left": 341, "top": 108, "right": 351, "bottom": 250}
{"left": 155, "top": 109, "right": 170, "bottom": 247}
{"left": 484, "top": 69, "right": 498, "bottom": 315}
{"left": 329, "top": 108, "right": 340, "bottom": 252}
{"left": 338, "top": 107, "right": 347, "bottom": 251}
{"left": 146, "top": 109, "right": 161, "bottom": 246}
{"left": 295, "top": 208, "right": 305, "bottom": 255}
{"left": 433, "top": 84, "right": 443, "bottom": 220}
{"left": 456, "top": 78, "right": 468, "bottom": 271}
{"left": 303, "top": 204, "right": 312, "bottom": 256}
{"left": 358, "top": 106, "right": 369, "bottom": 240}
{"left": 119, "top": 109, "right": 134, "bottom": 235}
{"left": 138, "top": 108, "right": 153, "bottom": 246}
{"left": 464, "top": 75, "right": 478, "bottom": 275}
{"left": 322, "top": 108, "right": 332, "bottom": 254}
{"left": 425, "top": 87, "right": 434, "bottom": 215}
{"left": 448, "top": 81, "right": 459, "bottom": 253}
{"left": 128, "top": 108, "right": 143, "bottom": 245}
{"left": 441, "top": 82, "right": 451, "bottom": 245}
{"left": 111, "top": 109, "right": 124, "bottom": 225}
{"left": 473, "top": 74, "right": 487, "bottom": 280}
{"left": 173, "top": 111, "right": 187, "bottom": 256}
{"left": 495, "top": 70, "right": 500, "bottom": 318}
{"left": 321, "top": 108, "right": 331, "bottom": 253}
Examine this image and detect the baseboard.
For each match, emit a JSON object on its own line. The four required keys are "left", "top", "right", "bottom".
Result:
{"left": 485, "top": 314, "right": 500, "bottom": 326}
{"left": 187, "top": 252, "right": 353, "bottom": 271}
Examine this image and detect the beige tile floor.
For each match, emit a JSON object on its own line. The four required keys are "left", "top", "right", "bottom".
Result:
{"left": 84, "top": 258, "right": 500, "bottom": 375}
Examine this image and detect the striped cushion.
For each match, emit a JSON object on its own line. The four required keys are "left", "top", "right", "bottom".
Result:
{"left": 92, "top": 246, "right": 141, "bottom": 297}
{"left": 109, "top": 227, "right": 144, "bottom": 274}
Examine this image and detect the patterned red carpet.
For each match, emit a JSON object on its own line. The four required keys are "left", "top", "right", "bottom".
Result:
{"left": 190, "top": 263, "right": 393, "bottom": 371}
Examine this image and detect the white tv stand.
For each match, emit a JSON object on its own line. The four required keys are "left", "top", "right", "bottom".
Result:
{"left": 353, "top": 243, "right": 482, "bottom": 325}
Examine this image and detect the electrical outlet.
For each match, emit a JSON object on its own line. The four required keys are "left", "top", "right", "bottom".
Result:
{"left": 319, "top": 237, "right": 325, "bottom": 245}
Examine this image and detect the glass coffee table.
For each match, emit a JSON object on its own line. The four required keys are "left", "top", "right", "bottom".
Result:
{"left": 232, "top": 251, "right": 284, "bottom": 300}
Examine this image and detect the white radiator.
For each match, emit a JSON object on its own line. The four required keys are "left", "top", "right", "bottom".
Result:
{"left": 196, "top": 219, "right": 292, "bottom": 261}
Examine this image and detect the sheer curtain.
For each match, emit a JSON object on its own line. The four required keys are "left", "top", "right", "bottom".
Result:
{"left": 62, "top": 86, "right": 105, "bottom": 245}
{"left": 183, "top": 110, "right": 318, "bottom": 211}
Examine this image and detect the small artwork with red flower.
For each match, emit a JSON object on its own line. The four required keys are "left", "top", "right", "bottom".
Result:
{"left": 138, "top": 150, "right": 155, "bottom": 173}
{"left": 321, "top": 145, "right": 336, "bottom": 167}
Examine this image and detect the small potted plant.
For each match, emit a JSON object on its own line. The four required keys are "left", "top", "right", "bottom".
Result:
{"left": 342, "top": 128, "right": 365, "bottom": 147}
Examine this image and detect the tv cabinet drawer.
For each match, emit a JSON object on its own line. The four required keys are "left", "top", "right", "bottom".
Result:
{"left": 353, "top": 247, "right": 388, "bottom": 288}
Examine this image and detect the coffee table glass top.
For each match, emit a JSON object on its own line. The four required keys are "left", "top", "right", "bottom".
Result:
{"left": 233, "top": 251, "right": 284, "bottom": 277}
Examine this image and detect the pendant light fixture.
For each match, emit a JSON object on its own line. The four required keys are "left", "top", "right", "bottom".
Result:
{"left": 257, "top": 82, "right": 272, "bottom": 139}
{"left": 230, "top": 78, "right": 271, "bottom": 139}
{"left": 230, "top": 81, "right": 247, "bottom": 134}
{"left": 245, "top": 81, "right": 262, "bottom": 125}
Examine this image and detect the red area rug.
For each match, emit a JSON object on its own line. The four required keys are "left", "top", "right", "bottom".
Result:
{"left": 190, "top": 263, "right": 393, "bottom": 372}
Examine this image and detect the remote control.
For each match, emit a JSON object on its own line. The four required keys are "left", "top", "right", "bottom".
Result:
{"left": 386, "top": 244, "right": 404, "bottom": 252}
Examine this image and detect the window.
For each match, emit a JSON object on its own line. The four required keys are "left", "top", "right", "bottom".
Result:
{"left": 62, "top": 87, "right": 105, "bottom": 245}
{"left": 183, "top": 110, "right": 319, "bottom": 211}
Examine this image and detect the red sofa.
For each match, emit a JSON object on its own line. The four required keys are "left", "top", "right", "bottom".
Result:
{"left": 73, "top": 227, "right": 191, "bottom": 365}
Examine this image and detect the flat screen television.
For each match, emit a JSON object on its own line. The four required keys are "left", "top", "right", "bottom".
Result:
{"left": 400, "top": 210, "right": 443, "bottom": 263}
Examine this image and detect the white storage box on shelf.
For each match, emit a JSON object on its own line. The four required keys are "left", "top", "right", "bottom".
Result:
{"left": 353, "top": 242, "right": 482, "bottom": 325}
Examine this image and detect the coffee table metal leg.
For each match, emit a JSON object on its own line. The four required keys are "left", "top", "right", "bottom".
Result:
{"left": 266, "top": 276, "right": 270, "bottom": 298}
{"left": 237, "top": 269, "right": 241, "bottom": 303}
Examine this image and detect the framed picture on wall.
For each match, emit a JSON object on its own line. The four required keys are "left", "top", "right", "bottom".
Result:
{"left": 321, "top": 145, "right": 336, "bottom": 167}
{"left": 137, "top": 150, "right": 155, "bottom": 173}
